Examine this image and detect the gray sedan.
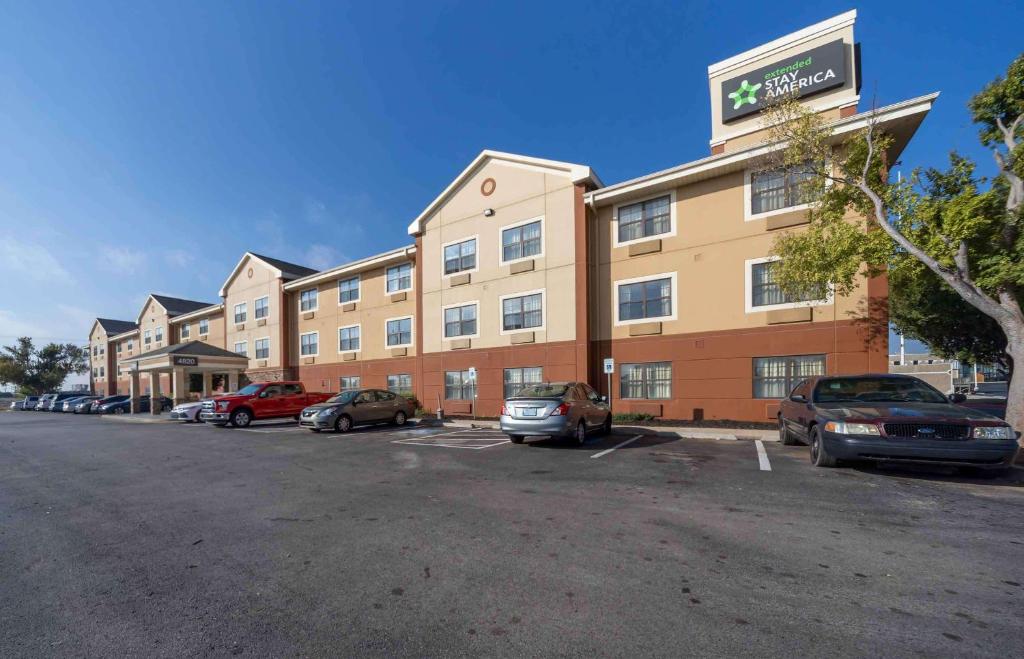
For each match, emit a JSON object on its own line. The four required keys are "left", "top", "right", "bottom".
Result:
{"left": 299, "top": 388, "right": 415, "bottom": 433}
{"left": 500, "top": 381, "right": 612, "bottom": 445}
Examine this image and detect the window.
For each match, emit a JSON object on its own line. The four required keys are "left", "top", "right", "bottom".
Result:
{"left": 339, "top": 376, "right": 361, "bottom": 391}
{"left": 747, "top": 259, "right": 824, "bottom": 310}
{"left": 233, "top": 303, "right": 247, "bottom": 324}
{"left": 388, "top": 374, "right": 413, "bottom": 397}
{"left": 92, "top": 346, "right": 97, "bottom": 356}
{"left": 618, "top": 276, "right": 672, "bottom": 321}
{"left": 144, "top": 330, "right": 152, "bottom": 346}
{"left": 444, "top": 238, "right": 477, "bottom": 275}
{"left": 444, "top": 303, "right": 477, "bottom": 338}
{"left": 620, "top": 362, "right": 672, "bottom": 399}
{"left": 300, "top": 332, "right": 318, "bottom": 356}
{"left": 502, "top": 292, "right": 543, "bottom": 331}
{"left": 92, "top": 368, "right": 97, "bottom": 377}
{"left": 199, "top": 319, "right": 209, "bottom": 335}
{"left": 338, "top": 277, "right": 359, "bottom": 303}
{"left": 749, "top": 164, "right": 815, "bottom": 216}
{"left": 99, "top": 345, "right": 104, "bottom": 355}
{"left": 234, "top": 341, "right": 248, "bottom": 357}
{"left": 254, "top": 296, "right": 269, "bottom": 320}
{"left": 255, "top": 338, "right": 270, "bottom": 360}
{"left": 338, "top": 325, "right": 360, "bottom": 352}
{"left": 445, "top": 370, "right": 476, "bottom": 400}
{"left": 501, "top": 220, "right": 542, "bottom": 263}
{"left": 503, "top": 367, "right": 543, "bottom": 398}
{"left": 386, "top": 317, "right": 412, "bottom": 347}
{"left": 117, "top": 366, "right": 122, "bottom": 377}
{"left": 127, "top": 340, "right": 134, "bottom": 352}
{"left": 386, "top": 263, "right": 412, "bottom": 293}
{"left": 99, "top": 367, "right": 104, "bottom": 378}
{"left": 180, "top": 323, "right": 190, "bottom": 339}
{"left": 617, "top": 194, "right": 671, "bottom": 244}
{"left": 752, "top": 354, "right": 826, "bottom": 398}
{"left": 155, "top": 327, "right": 164, "bottom": 343}
{"left": 116, "top": 342, "right": 122, "bottom": 354}
{"left": 300, "top": 288, "right": 318, "bottom": 312}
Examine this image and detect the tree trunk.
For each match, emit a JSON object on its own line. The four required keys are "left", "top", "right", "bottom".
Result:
{"left": 1003, "top": 318, "right": 1024, "bottom": 447}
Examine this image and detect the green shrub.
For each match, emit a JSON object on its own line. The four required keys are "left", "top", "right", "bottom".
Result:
{"left": 612, "top": 412, "right": 655, "bottom": 423}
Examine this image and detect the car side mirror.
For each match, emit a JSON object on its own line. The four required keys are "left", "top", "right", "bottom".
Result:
{"left": 949, "top": 393, "right": 967, "bottom": 404}
{"left": 791, "top": 394, "right": 807, "bottom": 403}
{"left": 599, "top": 395, "right": 608, "bottom": 403}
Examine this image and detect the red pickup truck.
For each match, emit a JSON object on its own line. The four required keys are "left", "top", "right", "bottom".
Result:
{"left": 200, "top": 382, "right": 332, "bottom": 428}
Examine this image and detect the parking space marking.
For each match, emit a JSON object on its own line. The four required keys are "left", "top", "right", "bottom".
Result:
{"left": 590, "top": 434, "right": 643, "bottom": 459}
{"left": 391, "top": 427, "right": 511, "bottom": 449}
{"left": 755, "top": 440, "right": 771, "bottom": 471}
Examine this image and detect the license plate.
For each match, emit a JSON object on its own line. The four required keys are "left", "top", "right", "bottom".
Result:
{"left": 521, "top": 408, "right": 537, "bottom": 417}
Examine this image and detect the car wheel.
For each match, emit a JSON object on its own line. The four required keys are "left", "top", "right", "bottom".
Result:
{"left": 960, "top": 466, "right": 1009, "bottom": 479}
{"left": 334, "top": 414, "right": 353, "bottom": 433}
{"left": 509, "top": 435, "right": 525, "bottom": 444}
{"left": 779, "top": 417, "right": 798, "bottom": 446}
{"left": 114, "top": 407, "right": 125, "bottom": 415}
{"left": 230, "top": 409, "right": 252, "bottom": 428}
{"left": 601, "top": 415, "right": 613, "bottom": 436}
{"left": 574, "top": 420, "right": 587, "bottom": 446}
{"left": 809, "top": 426, "right": 837, "bottom": 467}
{"left": 393, "top": 410, "right": 407, "bottom": 426}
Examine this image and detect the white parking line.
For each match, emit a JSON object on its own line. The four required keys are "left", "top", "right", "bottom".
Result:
{"left": 590, "top": 434, "right": 643, "bottom": 459}
{"left": 755, "top": 440, "right": 772, "bottom": 471}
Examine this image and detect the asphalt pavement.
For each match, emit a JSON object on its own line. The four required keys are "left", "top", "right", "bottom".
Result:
{"left": 1, "top": 412, "right": 1022, "bottom": 657}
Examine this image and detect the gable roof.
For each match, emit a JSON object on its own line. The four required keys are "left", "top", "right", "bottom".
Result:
{"left": 95, "top": 318, "right": 137, "bottom": 335}
{"left": 406, "top": 150, "right": 603, "bottom": 236}
{"left": 118, "top": 340, "right": 251, "bottom": 363}
{"left": 218, "top": 252, "right": 318, "bottom": 297}
{"left": 137, "top": 294, "right": 218, "bottom": 324}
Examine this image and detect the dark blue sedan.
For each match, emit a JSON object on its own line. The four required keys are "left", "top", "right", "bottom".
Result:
{"left": 778, "top": 375, "right": 1019, "bottom": 473}
{"left": 97, "top": 395, "right": 173, "bottom": 415}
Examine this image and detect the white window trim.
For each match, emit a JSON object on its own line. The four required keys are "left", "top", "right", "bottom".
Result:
{"left": 299, "top": 330, "right": 320, "bottom": 357}
{"left": 180, "top": 323, "right": 191, "bottom": 339}
{"left": 744, "top": 256, "right": 834, "bottom": 313}
{"left": 613, "top": 272, "right": 679, "bottom": 326}
{"left": 441, "top": 300, "right": 481, "bottom": 340}
{"left": 385, "top": 263, "right": 415, "bottom": 294}
{"left": 743, "top": 162, "right": 833, "bottom": 222}
{"left": 254, "top": 295, "right": 270, "bottom": 320}
{"left": 155, "top": 326, "right": 165, "bottom": 342}
{"left": 198, "top": 320, "right": 209, "bottom": 336}
{"left": 612, "top": 190, "right": 677, "bottom": 248}
{"left": 384, "top": 314, "right": 414, "bottom": 349}
{"left": 337, "top": 323, "right": 362, "bottom": 354}
{"left": 498, "top": 215, "right": 545, "bottom": 266}
{"left": 233, "top": 302, "right": 248, "bottom": 324}
{"left": 441, "top": 234, "right": 480, "bottom": 278}
{"left": 234, "top": 340, "right": 248, "bottom": 357}
{"left": 254, "top": 336, "right": 271, "bottom": 360}
{"left": 298, "top": 287, "right": 320, "bottom": 313}
{"left": 498, "top": 288, "right": 546, "bottom": 335}
{"left": 337, "top": 274, "right": 361, "bottom": 305}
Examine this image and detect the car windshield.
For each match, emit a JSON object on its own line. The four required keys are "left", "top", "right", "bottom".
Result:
{"left": 235, "top": 384, "right": 263, "bottom": 396}
{"left": 326, "top": 391, "right": 357, "bottom": 405}
{"left": 814, "top": 377, "right": 948, "bottom": 404}
{"left": 509, "top": 383, "right": 570, "bottom": 399}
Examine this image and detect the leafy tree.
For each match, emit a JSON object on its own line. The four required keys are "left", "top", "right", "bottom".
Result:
{"left": 0, "top": 337, "right": 89, "bottom": 395}
{"left": 761, "top": 53, "right": 1024, "bottom": 435}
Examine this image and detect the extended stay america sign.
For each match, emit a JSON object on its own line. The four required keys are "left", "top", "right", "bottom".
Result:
{"left": 720, "top": 39, "right": 847, "bottom": 123}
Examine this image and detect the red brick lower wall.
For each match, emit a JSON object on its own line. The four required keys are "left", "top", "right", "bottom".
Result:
{"left": 295, "top": 356, "right": 420, "bottom": 398}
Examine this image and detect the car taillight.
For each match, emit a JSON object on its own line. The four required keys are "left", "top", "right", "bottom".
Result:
{"left": 500, "top": 404, "right": 509, "bottom": 416}
{"left": 550, "top": 403, "right": 570, "bottom": 416}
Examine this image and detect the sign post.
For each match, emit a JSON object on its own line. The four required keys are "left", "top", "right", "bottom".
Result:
{"left": 468, "top": 367, "right": 477, "bottom": 421}
{"left": 602, "top": 358, "right": 614, "bottom": 412}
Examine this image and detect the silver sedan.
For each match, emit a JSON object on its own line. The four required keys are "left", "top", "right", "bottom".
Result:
{"left": 500, "top": 382, "right": 612, "bottom": 445}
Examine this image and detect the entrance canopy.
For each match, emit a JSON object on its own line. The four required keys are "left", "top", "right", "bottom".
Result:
{"left": 118, "top": 340, "right": 249, "bottom": 373}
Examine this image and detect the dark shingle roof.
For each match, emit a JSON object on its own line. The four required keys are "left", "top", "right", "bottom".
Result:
{"left": 151, "top": 295, "right": 218, "bottom": 317}
{"left": 96, "top": 318, "right": 138, "bottom": 335}
{"left": 249, "top": 253, "right": 318, "bottom": 280}
{"left": 122, "top": 340, "right": 249, "bottom": 361}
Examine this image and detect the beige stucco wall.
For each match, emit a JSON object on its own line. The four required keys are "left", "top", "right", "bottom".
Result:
{"left": 138, "top": 298, "right": 171, "bottom": 352}
{"left": 289, "top": 260, "right": 417, "bottom": 365}
{"left": 223, "top": 255, "right": 286, "bottom": 369}
{"left": 419, "top": 159, "right": 579, "bottom": 354}
{"left": 709, "top": 22, "right": 857, "bottom": 150}
{"left": 591, "top": 169, "right": 869, "bottom": 341}
{"left": 88, "top": 324, "right": 110, "bottom": 386}
{"left": 177, "top": 309, "right": 225, "bottom": 349}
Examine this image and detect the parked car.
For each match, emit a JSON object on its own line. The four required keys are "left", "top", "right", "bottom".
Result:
{"left": 7, "top": 399, "right": 23, "bottom": 410}
{"left": 89, "top": 395, "right": 129, "bottom": 413}
{"left": 46, "top": 392, "right": 86, "bottom": 412}
{"left": 299, "top": 388, "right": 415, "bottom": 432}
{"left": 34, "top": 394, "right": 56, "bottom": 410}
{"left": 778, "top": 374, "right": 1019, "bottom": 472}
{"left": 98, "top": 395, "right": 172, "bottom": 415}
{"left": 169, "top": 400, "right": 206, "bottom": 422}
{"left": 73, "top": 396, "right": 103, "bottom": 413}
{"left": 20, "top": 395, "right": 40, "bottom": 410}
{"left": 201, "top": 382, "right": 332, "bottom": 428}
{"left": 61, "top": 396, "right": 93, "bottom": 412}
{"left": 62, "top": 395, "right": 101, "bottom": 412}
{"left": 499, "top": 381, "right": 612, "bottom": 445}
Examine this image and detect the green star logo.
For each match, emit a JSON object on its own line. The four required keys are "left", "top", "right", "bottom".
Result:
{"left": 728, "top": 79, "right": 762, "bottom": 110}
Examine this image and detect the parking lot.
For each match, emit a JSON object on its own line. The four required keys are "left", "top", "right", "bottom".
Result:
{"left": 2, "top": 412, "right": 1023, "bottom": 657}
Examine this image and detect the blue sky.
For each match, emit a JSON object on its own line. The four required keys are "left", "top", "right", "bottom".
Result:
{"left": 1, "top": 0, "right": 1021, "bottom": 357}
